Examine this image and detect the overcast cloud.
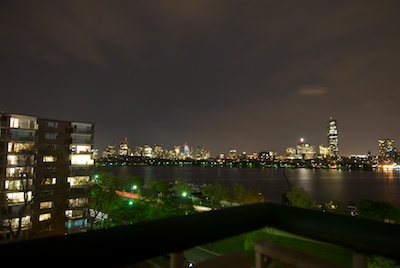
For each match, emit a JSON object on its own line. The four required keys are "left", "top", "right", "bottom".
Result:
{"left": 1, "top": 0, "right": 399, "bottom": 156}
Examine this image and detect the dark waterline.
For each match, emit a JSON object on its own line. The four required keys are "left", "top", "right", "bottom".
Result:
{"left": 96, "top": 166, "right": 400, "bottom": 209}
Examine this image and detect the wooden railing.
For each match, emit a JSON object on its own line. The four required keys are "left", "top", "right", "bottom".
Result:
{"left": 0, "top": 202, "right": 399, "bottom": 267}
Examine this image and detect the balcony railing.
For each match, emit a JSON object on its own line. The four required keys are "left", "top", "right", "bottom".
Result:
{"left": 0, "top": 202, "right": 399, "bottom": 267}
{"left": 0, "top": 133, "right": 37, "bottom": 142}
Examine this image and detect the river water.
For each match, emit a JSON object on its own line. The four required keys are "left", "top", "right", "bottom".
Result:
{"left": 96, "top": 165, "right": 400, "bottom": 209}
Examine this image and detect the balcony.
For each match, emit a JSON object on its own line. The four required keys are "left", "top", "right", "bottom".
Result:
{"left": 0, "top": 133, "right": 37, "bottom": 142}
{"left": 71, "top": 128, "right": 94, "bottom": 134}
{"left": 0, "top": 202, "right": 399, "bottom": 267}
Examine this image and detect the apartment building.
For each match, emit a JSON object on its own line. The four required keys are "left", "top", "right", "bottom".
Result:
{"left": 0, "top": 112, "right": 94, "bottom": 243}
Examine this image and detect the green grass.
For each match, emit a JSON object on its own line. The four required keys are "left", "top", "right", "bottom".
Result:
{"left": 268, "top": 233, "right": 353, "bottom": 266}
{"left": 201, "top": 228, "right": 353, "bottom": 267}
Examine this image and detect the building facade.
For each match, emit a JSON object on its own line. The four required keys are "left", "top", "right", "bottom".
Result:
{"left": 0, "top": 113, "right": 94, "bottom": 243}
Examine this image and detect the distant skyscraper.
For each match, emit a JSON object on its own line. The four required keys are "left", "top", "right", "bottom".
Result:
{"left": 102, "top": 144, "right": 116, "bottom": 158}
{"left": 153, "top": 144, "right": 164, "bottom": 158}
{"left": 183, "top": 143, "right": 191, "bottom": 159}
{"left": 295, "top": 138, "right": 316, "bottom": 160}
{"left": 118, "top": 138, "right": 130, "bottom": 156}
{"left": 378, "top": 139, "right": 398, "bottom": 164}
{"left": 327, "top": 117, "right": 339, "bottom": 157}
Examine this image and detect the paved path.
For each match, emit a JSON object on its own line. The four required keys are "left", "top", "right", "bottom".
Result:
{"left": 184, "top": 247, "right": 220, "bottom": 265}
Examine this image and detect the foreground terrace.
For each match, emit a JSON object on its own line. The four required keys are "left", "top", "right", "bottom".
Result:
{"left": 0, "top": 202, "right": 399, "bottom": 267}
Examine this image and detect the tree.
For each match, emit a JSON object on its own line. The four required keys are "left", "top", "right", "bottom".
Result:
{"left": 154, "top": 179, "right": 170, "bottom": 197}
{"left": 109, "top": 199, "right": 151, "bottom": 225}
{"left": 285, "top": 186, "right": 317, "bottom": 209}
{"left": 356, "top": 199, "right": 400, "bottom": 223}
{"left": 243, "top": 228, "right": 272, "bottom": 251}
{"left": 151, "top": 195, "right": 195, "bottom": 219}
{"left": 201, "top": 184, "right": 215, "bottom": 201}
{"left": 212, "top": 182, "right": 231, "bottom": 202}
{"left": 143, "top": 177, "right": 169, "bottom": 198}
{"left": 242, "top": 189, "right": 265, "bottom": 205}
{"left": 3, "top": 148, "right": 36, "bottom": 240}
{"left": 368, "top": 255, "right": 400, "bottom": 268}
{"left": 232, "top": 182, "right": 247, "bottom": 203}
{"left": 130, "top": 176, "right": 144, "bottom": 196}
{"left": 90, "top": 172, "right": 120, "bottom": 229}
{"left": 3, "top": 146, "right": 69, "bottom": 241}
{"left": 232, "top": 182, "right": 265, "bottom": 205}
{"left": 172, "top": 177, "right": 191, "bottom": 197}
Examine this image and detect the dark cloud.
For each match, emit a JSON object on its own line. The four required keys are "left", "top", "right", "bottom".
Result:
{"left": 297, "top": 86, "right": 329, "bottom": 96}
{"left": 1, "top": 0, "right": 399, "bottom": 156}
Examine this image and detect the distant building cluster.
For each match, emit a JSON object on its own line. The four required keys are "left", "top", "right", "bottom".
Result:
{"left": 285, "top": 117, "right": 339, "bottom": 160}
{"left": 101, "top": 117, "right": 341, "bottom": 162}
{"left": 102, "top": 140, "right": 211, "bottom": 160}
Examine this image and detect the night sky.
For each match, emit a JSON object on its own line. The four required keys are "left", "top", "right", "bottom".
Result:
{"left": 1, "top": 1, "right": 399, "bottom": 157}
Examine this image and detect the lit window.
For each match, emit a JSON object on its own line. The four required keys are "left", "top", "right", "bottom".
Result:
{"left": 65, "top": 210, "right": 72, "bottom": 218}
{"left": 69, "top": 197, "right": 88, "bottom": 207}
{"left": 43, "top": 155, "right": 56, "bottom": 162}
{"left": 71, "top": 145, "right": 92, "bottom": 154}
{"left": 7, "top": 155, "right": 18, "bottom": 165}
{"left": 39, "top": 213, "right": 51, "bottom": 221}
{"left": 8, "top": 142, "right": 34, "bottom": 152}
{"left": 43, "top": 177, "right": 56, "bottom": 185}
{"left": 10, "top": 117, "right": 19, "bottom": 128}
{"left": 67, "top": 176, "right": 89, "bottom": 187}
{"left": 7, "top": 191, "right": 32, "bottom": 203}
{"left": 3, "top": 216, "right": 31, "bottom": 230}
{"left": 71, "top": 155, "right": 93, "bottom": 165}
{"left": 5, "top": 179, "right": 32, "bottom": 190}
{"left": 40, "top": 201, "right": 53, "bottom": 209}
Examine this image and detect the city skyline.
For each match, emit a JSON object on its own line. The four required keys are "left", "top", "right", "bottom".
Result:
{"left": 1, "top": 1, "right": 399, "bottom": 157}
{"left": 100, "top": 118, "right": 397, "bottom": 158}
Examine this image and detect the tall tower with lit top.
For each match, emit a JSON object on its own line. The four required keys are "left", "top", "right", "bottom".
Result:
{"left": 327, "top": 117, "right": 339, "bottom": 157}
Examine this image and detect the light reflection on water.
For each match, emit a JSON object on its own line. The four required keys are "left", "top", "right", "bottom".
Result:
{"left": 97, "top": 166, "right": 400, "bottom": 208}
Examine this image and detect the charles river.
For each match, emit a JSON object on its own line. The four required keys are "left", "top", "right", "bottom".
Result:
{"left": 97, "top": 165, "right": 400, "bottom": 209}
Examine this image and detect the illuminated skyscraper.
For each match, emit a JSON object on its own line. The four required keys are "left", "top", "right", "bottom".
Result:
{"left": 102, "top": 144, "right": 116, "bottom": 158}
{"left": 118, "top": 138, "right": 130, "bottom": 156}
{"left": 327, "top": 117, "right": 339, "bottom": 157}
{"left": 183, "top": 143, "right": 191, "bottom": 159}
{"left": 295, "top": 138, "right": 316, "bottom": 159}
{"left": 378, "top": 139, "right": 398, "bottom": 164}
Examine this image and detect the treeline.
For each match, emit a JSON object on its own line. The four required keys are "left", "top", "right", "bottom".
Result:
{"left": 89, "top": 172, "right": 266, "bottom": 229}
{"left": 95, "top": 156, "right": 377, "bottom": 171}
{"left": 201, "top": 182, "right": 265, "bottom": 205}
{"left": 283, "top": 185, "right": 400, "bottom": 224}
